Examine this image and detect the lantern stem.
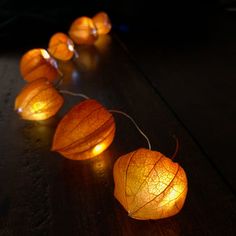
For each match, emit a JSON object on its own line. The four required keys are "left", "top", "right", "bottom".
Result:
{"left": 109, "top": 110, "right": 151, "bottom": 150}
{"left": 55, "top": 77, "right": 64, "bottom": 88}
{"left": 171, "top": 135, "right": 179, "bottom": 160}
{"left": 59, "top": 90, "right": 90, "bottom": 100}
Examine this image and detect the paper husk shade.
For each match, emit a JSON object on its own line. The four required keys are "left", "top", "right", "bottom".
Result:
{"left": 69, "top": 17, "right": 98, "bottom": 45}
{"left": 15, "top": 78, "right": 64, "bottom": 121}
{"left": 48, "top": 33, "right": 75, "bottom": 61}
{"left": 52, "top": 99, "right": 115, "bottom": 160}
{"left": 20, "top": 48, "right": 58, "bottom": 82}
{"left": 92, "top": 12, "right": 112, "bottom": 35}
{"left": 113, "top": 148, "right": 188, "bottom": 220}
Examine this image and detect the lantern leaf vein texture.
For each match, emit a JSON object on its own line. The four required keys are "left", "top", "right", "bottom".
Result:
{"left": 113, "top": 148, "right": 188, "bottom": 220}
{"left": 52, "top": 99, "right": 115, "bottom": 160}
{"left": 15, "top": 78, "right": 64, "bottom": 120}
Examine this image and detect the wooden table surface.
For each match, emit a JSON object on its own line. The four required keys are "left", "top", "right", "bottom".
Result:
{"left": 0, "top": 35, "right": 236, "bottom": 236}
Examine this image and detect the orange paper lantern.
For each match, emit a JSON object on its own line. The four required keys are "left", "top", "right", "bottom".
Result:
{"left": 48, "top": 32, "right": 75, "bottom": 61}
{"left": 20, "top": 48, "right": 58, "bottom": 82}
{"left": 15, "top": 78, "right": 64, "bottom": 121}
{"left": 52, "top": 99, "right": 115, "bottom": 160}
{"left": 92, "top": 12, "right": 112, "bottom": 35}
{"left": 69, "top": 16, "right": 98, "bottom": 45}
{"left": 113, "top": 148, "right": 188, "bottom": 220}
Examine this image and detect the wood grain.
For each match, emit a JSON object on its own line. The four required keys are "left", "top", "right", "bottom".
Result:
{"left": 0, "top": 36, "right": 236, "bottom": 235}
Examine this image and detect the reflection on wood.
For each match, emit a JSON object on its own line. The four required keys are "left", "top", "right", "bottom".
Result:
{"left": 0, "top": 35, "right": 235, "bottom": 235}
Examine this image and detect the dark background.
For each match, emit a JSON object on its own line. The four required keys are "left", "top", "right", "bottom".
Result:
{"left": 0, "top": 0, "right": 233, "bottom": 47}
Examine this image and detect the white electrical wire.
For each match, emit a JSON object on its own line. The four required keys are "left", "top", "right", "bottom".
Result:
{"left": 109, "top": 109, "right": 151, "bottom": 150}
{"left": 59, "top": 90, "right": 90, "bottom": 100}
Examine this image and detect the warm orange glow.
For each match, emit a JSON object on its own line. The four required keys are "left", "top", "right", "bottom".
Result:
{"left": 76, "top": 46, "right": 98, "bottom": 71}
{"left": 69, "top": 16, "right": 98, "bottom": 45}
{"left": 92, "top": 143, "right": 106, "bottom": 155}
{"left": 113, "top": 148, "right": 188, "bottom": 220}
{"left": 20, "top": 48, "right": 58, "bottom": 82}
{"left": 48, "top": 32, "right": 75, "bottom": 61}
{"left": 92, "top": 12, "right": 112, "bottom": 35}
{"left": 57, "top": 61, "right": 78, "bottom": 84}
{"left": 95, "top": 35, "right": 111, "bottom": 53}
{"left": 52, "top": 99, "right": 115, "bottom": 160}
{"left": 15, "top": 78, "right": 64, "bottom": 120}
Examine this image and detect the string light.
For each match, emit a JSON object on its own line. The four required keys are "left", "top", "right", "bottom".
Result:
{"left": 14, "top": 11, "right": 188, "bottom": 221}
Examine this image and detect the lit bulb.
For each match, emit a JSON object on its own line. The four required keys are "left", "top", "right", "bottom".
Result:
{"left": 92, "top": 143, "right": 106, "bottom": 156}
{"left": 32, "top": 101, "right": 46, "bottom": 113}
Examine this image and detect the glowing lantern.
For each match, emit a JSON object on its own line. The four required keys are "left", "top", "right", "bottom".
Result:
{"left": 69, "top": 16, "right": 98, "bottom": 45}
{"left": 113, "top": 148, "right": 188, "bottom": 220}
{"left": 20, "top": 48, "right": 58, "bottom": 82}
{"left": 52, "top": 99, "right": 115, "bottom": 160}
{"left": 15, "top": 78, "right": 64, "bottom": 121}
{"left": 92, "top": 12, "right": 112, "bottom": 35}
{"left": 48, "top": 32, "right": 75, "bottom": 61}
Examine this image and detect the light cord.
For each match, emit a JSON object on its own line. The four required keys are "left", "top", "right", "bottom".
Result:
{"left": 59, "top": 90, "right": 90, "bottom": 100}
{"left": 56, "top": 91, "right": 151, "bottom": 149}
{"left": 109, "top": 109, "right": 151, "bottom": 150}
